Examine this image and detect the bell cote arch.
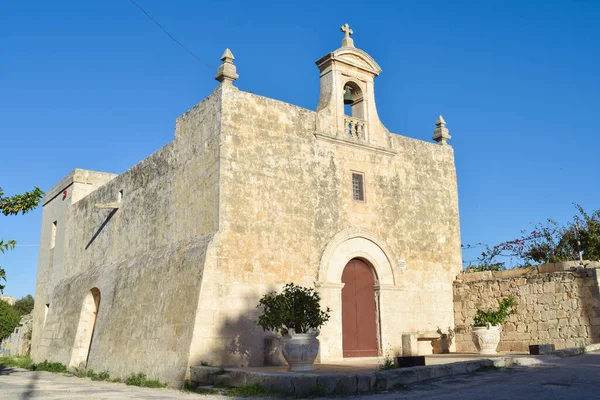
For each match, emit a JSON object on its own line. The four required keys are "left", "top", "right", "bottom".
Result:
{"left": 315, "top": 24, "right": 390, "bottom": 148}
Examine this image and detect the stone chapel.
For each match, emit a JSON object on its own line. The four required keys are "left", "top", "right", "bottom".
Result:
{"left": 31, "top": 25, "right": 462, "bottom": 385}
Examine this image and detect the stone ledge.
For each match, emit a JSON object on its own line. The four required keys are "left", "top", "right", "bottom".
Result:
{"left": 314, "top": 132, "right": 397, "bottom": 155}
{"left": 456, "top": 262, "right": 600, "bottom": 283}
{"left": 43, "top": 168, "right": 117, "bottom": 205}
{"left": 190, "top": 352, "right": 586, "bottom": 396}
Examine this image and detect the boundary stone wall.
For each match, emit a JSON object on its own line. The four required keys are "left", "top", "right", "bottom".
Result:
{"left": 0, "top": 313, "right": 33, "bottom": 357}
{"left": 453, "top": 264, "right": 600, "bottom": 352}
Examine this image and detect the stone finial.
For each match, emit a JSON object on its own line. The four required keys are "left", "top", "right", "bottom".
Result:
{"left": 215, "top": 48, "right": 239, "bottom": 84}
{"left": 340, "top": 23, "right": 354, "bottom": 48}
{"left": 433, "top": 115, "right": 451, "bottom": 145}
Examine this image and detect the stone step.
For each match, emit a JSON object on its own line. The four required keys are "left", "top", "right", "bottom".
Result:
{"left": 190, "top": 358, "right": 512, "bottom": 396}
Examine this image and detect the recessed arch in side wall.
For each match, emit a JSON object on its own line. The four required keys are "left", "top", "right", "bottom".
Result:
{"left": 69, "top": 287, "right": 101, "bottom": 368}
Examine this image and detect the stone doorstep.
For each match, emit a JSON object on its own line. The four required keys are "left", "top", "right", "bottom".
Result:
{"left": 189, "top": 355, "right": 561, "bottom": 396}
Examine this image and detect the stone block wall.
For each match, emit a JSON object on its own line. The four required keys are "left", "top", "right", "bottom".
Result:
{"left": 0, "top": 313, "right": 33, "bottom": 357}
{"left": 453, "top": 267, "right": 600, "bottom": 352}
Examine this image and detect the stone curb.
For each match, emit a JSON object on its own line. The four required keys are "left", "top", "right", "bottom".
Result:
{"left": 191, "top": 351, "right": 588, "bottom": 396}
{"left": 546, "top": 343, "right": 600, "bottom": 358}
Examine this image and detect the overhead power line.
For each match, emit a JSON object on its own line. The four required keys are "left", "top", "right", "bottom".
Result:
{"left": 128, "top": 0, "right": 211, "bottom": 69}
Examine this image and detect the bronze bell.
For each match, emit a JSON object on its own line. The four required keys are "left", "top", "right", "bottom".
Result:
{"left": 343, "top": 86, "right": 353, "bottom": 105}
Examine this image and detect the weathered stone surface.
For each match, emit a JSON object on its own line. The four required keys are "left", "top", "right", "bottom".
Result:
{"left": 32, "top": 28, "right": 463, "bottom": 387}
{"left": 316, "top": 375, "right": 343, "bottom": 395}
{"left": 356, "top": 373, "right": 376, "bottom": 393}
{"left": 454, "top": 268, "right": 600, "bottom": 353}
{"left": 292, "top": 376, "right": 318, "bottom": 397}
{"left": 333, "top": 374, "right": 358, "bottom": 394}
{"left": 189, "top": 367, "right": 223, "bottom": 385}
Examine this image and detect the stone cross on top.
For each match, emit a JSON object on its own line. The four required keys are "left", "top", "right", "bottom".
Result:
{"left": 341, "top": 23, "right": 354, "bottom": 48}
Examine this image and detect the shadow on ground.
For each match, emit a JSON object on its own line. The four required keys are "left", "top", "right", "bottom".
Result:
{"left": 0, "top": 365, "right": 16, "bottom": 376}
{"left": 21, "top": 371, "right": 40, "bottom": 399}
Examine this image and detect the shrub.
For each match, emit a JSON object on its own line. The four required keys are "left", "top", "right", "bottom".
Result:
{"left": 13, "top": 295, "right": 34, "bottom": 316}
{"left": 0, "top": 355, "right": 33, "bottom": 369}
{"left": 378, "top": 353, "right": 395, "bottom": 370}
{"left": 256, "top": 283, "right": 331, "bottom": 335}
{"left": 124, "top": 372, "right": 167, "bottom": 388}
{"left": 463, "top": 205, "right": 600, "bottom": 269}
{"left": 30, "top": 360, "right": 67, "bottom": 373}
{"left": 226, "top": 384, "right": 273, "bottom": 397}
{"left": 473, "top": 296, "right": 516, "bottom": 327}
{"left": 0, "top": 299, "right": 21, "bottom": 340}
{"left": 92, "top": 371, "right": 111, "bottom": 381}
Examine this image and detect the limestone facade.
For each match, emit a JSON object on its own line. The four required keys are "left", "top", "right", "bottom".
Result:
{"left": 454, "top": 265, "right": 600, "bottom": 352}
{"left": 31, "top": 26, "right": 462, "bottom": 385}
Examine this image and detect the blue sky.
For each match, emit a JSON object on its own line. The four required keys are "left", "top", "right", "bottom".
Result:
{"left": 1, "top": 0, "right": 599, "bottom": 298}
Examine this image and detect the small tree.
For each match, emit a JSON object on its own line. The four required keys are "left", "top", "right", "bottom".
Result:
{"left": 257, "top": 283, "right": 331, "bottom": 335}
{"left": 572, "top": 205, "right": 600, "bottom": 261}
{"left": 473, "top": 296, "right": 516, "bottom": 327}
{"left": 13, "top": 294, "right": 35, "bottom": 316}
{"left": 0, "top": 186, "right": 44, "bottom": 293}
{"left": 0, "top": 299, "right": 21, "bottom": 340}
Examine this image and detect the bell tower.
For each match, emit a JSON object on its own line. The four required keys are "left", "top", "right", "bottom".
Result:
{"left": 316, "top": 24, "right": 390, "bottom": 148}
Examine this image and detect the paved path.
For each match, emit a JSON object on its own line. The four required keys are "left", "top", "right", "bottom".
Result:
{"left": 346, "top": 352, "right": 600, "bottom": 400}
{"left": 1, "top": 353, "right": 599, "bottom": 399}
{"left": 0, "top": 367, "right": 216, "bottom": 400}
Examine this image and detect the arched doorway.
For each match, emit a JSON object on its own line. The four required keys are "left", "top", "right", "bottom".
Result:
{"left": 69, "top": 288, "right": 101, "bottom": 368}
{"left": 341, "top": 259, "right": 378, "bottom": 357}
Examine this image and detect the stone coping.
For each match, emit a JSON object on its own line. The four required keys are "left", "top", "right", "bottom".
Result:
{"left": 457, "top": 262, "right": 600, "bottom": 282}
{"left": 43, "top": 168, "right": 117, "bottom": 205}
{"left": 190, "top": 347, "right": 600, "bottom": 397}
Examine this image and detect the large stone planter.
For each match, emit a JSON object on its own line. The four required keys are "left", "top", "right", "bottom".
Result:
{"left": 472, "top": 325, "right": 501, "bottom": 355}
{"left": 280, "top": 330, "right": 319, "bottom": 372}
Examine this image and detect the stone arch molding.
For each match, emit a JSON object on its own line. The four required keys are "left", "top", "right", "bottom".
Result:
{"left": 318, "top": 228, "right": 397, "bottom": 285}
{"left": 332, "top": 47, "right": 382, "bottom": 76}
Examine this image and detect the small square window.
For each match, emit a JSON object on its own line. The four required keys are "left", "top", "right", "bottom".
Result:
{"left": 352, "top": 173, "right": 365, "bottom": 201}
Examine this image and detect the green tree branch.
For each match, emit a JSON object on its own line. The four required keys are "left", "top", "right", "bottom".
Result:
{"left": 0, "top": 186, "right": 44, "bottom": 293}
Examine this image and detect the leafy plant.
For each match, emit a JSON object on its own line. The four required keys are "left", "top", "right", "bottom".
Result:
{"left": 92, "top": 371, "right": 111, "bottom": 381}
{"left": 378, "top": 353, "right": 395, "bottom": 370}
{"left": 256, "top": 283, "right": 331, "bottom": 335}
{"left": 0, "top": 299, "right": 21, "bottom": 340}
{"left": 72, "top": 368, "right": 112, "bottom": 381}
{"left": 226, "top": 383, "right": 273, "bottom": 397}
{"left": 0, "top": 355, "right": 33, "bottom": 369}
{"left": 30, "top": 360, "right": 67, "bottom": 373}
{"left": 473, "top": 296, "right": 516, "bottom": 327}
{"left": 463, "top": 205, "right": 600, "bottom": 270}
{"left": 0, "top": 186, "right": 44, "bottom": 293}
{"left": 124, "top": 372, "right": 167, "bottom": 388}
{"left": 13, "top": 295, "right": 34, "bottom": 316}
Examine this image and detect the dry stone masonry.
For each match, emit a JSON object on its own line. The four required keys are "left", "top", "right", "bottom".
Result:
{"left": 454, "top": 263, "right": 600, "bottom": 352}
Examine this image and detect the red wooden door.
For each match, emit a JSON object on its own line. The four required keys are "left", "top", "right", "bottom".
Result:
{"left": 341, "top": 258, "right": 378, "bottom": 357}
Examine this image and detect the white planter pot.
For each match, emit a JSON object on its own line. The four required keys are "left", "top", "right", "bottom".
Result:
{"left": 472, "top": 325, "right": 501, "bottom": 355}
{"left": 280, "top": 330, "right": 319, "bottom": 372}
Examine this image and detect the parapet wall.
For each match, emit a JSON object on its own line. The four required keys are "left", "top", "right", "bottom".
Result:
{"left": 453, "top": 263, "right": 600, "bottom": 352}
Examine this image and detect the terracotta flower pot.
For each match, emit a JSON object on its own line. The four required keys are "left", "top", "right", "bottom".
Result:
{"left": 280, "top": 329, "right": 319, "bottom": 372}
{"left": 472, "top": 325, "right": 501, "bottom": 355}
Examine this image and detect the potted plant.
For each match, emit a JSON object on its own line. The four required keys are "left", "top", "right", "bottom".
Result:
{"left": 256, "top": 283, "right": 331, "bottom": 372}
{"left": 472, "top": 295, "right": 516, "bottom": 355}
